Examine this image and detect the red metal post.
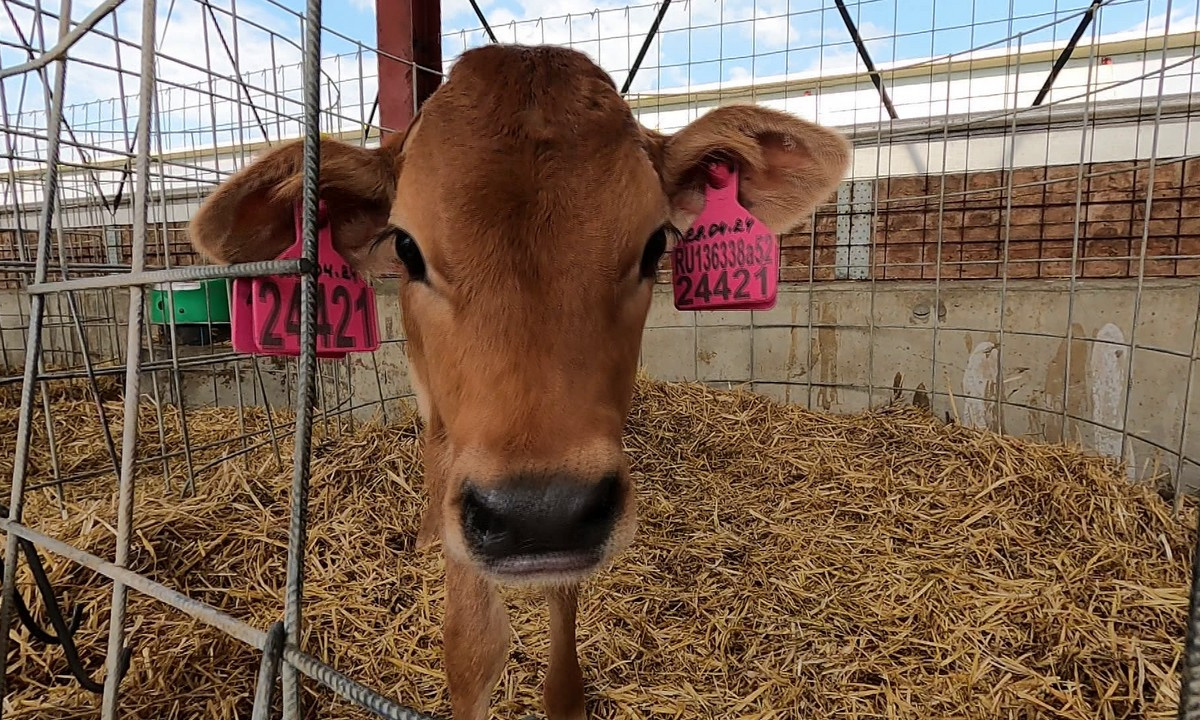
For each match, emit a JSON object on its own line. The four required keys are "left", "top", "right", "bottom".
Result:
{"left": 376, "top": 0, "right": 442, "bottom": 139}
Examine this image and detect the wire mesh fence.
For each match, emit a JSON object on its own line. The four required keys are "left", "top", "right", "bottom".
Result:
{"left": 2, "top": 0, "right": 1200, "bottom": 717}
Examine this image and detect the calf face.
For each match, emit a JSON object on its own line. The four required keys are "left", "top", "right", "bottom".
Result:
{"left": 190, "top": 43, "right": 849, "bottom": 719}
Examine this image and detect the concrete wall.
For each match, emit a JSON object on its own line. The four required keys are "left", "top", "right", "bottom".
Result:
{"left": 3, "top": 276, "right": 1197, "bottom": 491}
{"left": 0, "top": 287, "right": 128, "bottom": 370}
{"left": 639, "top": 278, "right": 1200, "bottom": 492}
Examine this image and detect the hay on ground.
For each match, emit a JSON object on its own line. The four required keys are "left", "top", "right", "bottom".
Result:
{"left": 1, "top": 374, "right": 1194, "bottom": 719}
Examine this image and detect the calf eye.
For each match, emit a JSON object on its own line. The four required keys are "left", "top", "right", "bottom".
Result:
{"left": 392, "top": 228, "right": 426, "bottom": 282}
{"left": 640, "top": 226, "right": 672, "bottom": 280}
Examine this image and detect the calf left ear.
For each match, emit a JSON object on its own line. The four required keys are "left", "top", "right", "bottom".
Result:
{"left": 650, "top": 104, "right": 852, "bottom": 233}
{"left": 187, "top": 136, "right": 403, "bottom": 276}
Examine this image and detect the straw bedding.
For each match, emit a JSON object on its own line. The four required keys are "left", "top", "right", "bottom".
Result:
{"left": 0, "top": 373, "right": 1194, "bottom": 719}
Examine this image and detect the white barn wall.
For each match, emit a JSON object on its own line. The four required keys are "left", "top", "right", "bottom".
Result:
{"left": 4, "top": 30, "right": 1198, "bottom": 226}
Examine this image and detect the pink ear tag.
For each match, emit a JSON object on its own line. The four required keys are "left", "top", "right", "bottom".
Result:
{"left": 231, "top": 200, "right": 381, "bottom": 359}
{"left": 671, "top": 163, "right": 780, "bottom": 312}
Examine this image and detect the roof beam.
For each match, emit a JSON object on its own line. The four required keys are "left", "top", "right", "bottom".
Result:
{"left": 1032, "top": 0, "right": 1104, "bottom": 107}
{"left": 376, "top": 0, "right": 443, "bottom": 139}
{"left": 833, "top": 0, "right": 899, "bottom": 120}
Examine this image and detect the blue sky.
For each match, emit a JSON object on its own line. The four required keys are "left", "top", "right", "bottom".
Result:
{"left": 331, "top": 0, "right": 1195, "bottom": 88}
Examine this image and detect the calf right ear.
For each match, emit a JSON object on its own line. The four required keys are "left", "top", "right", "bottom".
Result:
{"left": 188, "top": 137, "right": 401, "bottom": 275}
{"left": 648, "top": 104, "right": 851, "bottom": 236}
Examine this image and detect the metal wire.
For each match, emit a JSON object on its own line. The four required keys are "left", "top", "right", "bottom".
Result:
{"left": 251, "top": 621, "right": 286, "bottom": 720}
{"left": 99, "top": 0, "right": 156, "bottom": 711}
{"left": 1181, "top": 508, "right": 1200, "bottom": 719}
{"left": 0, "top": 0, "right": 72, "bottom": 706}
{"left": 280, "top": 0, "right": 324, "bottom": 713}
{"left": 0, "top": 0, "right": 129, "bottom": 81}
{"left": 2, "top": 0, "right": 1199, "bottom": 717}
{"left": 0, "top": 518, "right": 443, "bottom": 719}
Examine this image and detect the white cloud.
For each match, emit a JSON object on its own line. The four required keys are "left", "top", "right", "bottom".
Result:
{"left": 1123, "top": 7, "right": 1199, "bottom": 35}
{"left": 726, "top": 65, "right": 754, "bottom": 83}
{"left": 440, "top": 0, "right": 838, "bottom": 92}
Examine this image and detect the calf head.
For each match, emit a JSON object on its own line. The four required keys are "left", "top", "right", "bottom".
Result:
{"left": 191, "top": 43, "right": 851, "bottom": 583}
{"left": 190, "top": 42, "right": 849, "bottom": 719}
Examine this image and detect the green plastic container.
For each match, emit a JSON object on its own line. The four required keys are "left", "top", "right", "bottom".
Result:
{"left": 149, "top": 278, "right": 232, "bottom": 324}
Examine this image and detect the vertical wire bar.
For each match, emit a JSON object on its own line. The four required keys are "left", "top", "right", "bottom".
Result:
{"left": 805, "top": 0, "right": 824, "bottom": 411}
{"left": 0, "top": 81, "right": 27, "bottom": 379}
{"left": 1057, "top": 15, "right": 1101, "bottom": 446}
{"left": 25, "top": 0, "right": 70, "bottom": 507}
{"left": 39, "top": 84, "right": 120, "bottom": 480}
{"left": 253, "top": 360, "right": 286, "bottom": 469}
{"left": 995, "top": 24, "right": 1023, "bottom": 435}
{"left": 282, "top": 0, "right": 324, "bottom": 715}
{"left": 100, "top": 0, "right": 158, "bottom": 714}
{"left": 29, "top": 0, "right": 70, "bottom": 372}
{"left": 251, "top": 622, "right": 287, "bottom": 720}
{"left": 369, "top": 343, "right": 390, "bottom": 424}
{"left": 688, "top": 0, "right": 702, "bottom": 383}
{"left": 863, "top": 0, "right": 893, "bottom": 411}
{"left": 37, "top": 357, "right": 63, "bottom": 510}
{"left": 1118, "top": 0, "right": 1174, "bottom": 484}
{"left": 196, "top": 7, "right": 221, "bottom": 409}
{"left": 270, "top": 34, "right": 283, "bottom": 141}
{"left": 747, "top": 0, "right": 758, "bottom": 394}
{"left": 962, "top": 0, "right": 983, "bottom": 422}
{"left": 111, "top": 5, "right": 169, "bottom": 487}
{"left": 1172, "top": 12, "right": 1200, "bottom": 511}
{"left": 160, "top": 6, "right": 198, "bottom": 496}
{"left": 226, "top": 0, "right": 256, "bottom": 464}
{"left": 1182, "top": 12, "right": 1200, "bottom": 668}
{"left": 686, "top": 1, "right": 699, "bottom": 386}
{"left": 0, "top": 0, "right": 73, "bottom": 708}
{"left": 929, "top": 0, "right": 951, "bottom": 416}
{"left": 146, "top": 19, "right": 176, "bottom": 491}
{"left": 1177, "top": 290, "right": 1200, "bottom": 512}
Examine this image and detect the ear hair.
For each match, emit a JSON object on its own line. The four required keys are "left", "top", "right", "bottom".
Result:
{"left": 651, "top": 104, "right": 852, "bottom": 235}
{"left": 187, "top": 137, "right": 401, "bottom": 268}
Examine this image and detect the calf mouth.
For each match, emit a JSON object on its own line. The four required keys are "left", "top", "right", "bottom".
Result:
{"left": 480, "top": 549, "right": 607, "bottom": 586}
{"left": 484, "top": 549, "right": 600, "bottom": 576}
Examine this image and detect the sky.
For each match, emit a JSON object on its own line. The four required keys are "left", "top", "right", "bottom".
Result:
{"left": 341, "top": 0, "right": 1195, "bottom": 87}
{"left": 0, "top": 0, "right": 1196, "bottom": 155}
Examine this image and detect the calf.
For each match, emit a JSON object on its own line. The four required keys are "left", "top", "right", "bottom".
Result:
{"left": 189, "top": 43, "right": 850, "bottom": 720}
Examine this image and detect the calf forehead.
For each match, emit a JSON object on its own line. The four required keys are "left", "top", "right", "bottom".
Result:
{"left": 434, "top": 44, "right": 629, "bottom": 127}
{"left": 399, "top": 44, "right": 666, "bottom": 283}
{"left": 414, "top": 45, "right": 650, "bottom": 183}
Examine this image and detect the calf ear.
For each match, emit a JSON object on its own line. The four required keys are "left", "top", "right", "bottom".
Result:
{"left": 653, "top": 104, "right": 852, "bottom": 234}
{"left": 188, "top": 137, "right": 401, "bottom": 274}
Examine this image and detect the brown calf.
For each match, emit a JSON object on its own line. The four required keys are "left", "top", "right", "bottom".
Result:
{"left": 189, "top": 43, "right": 850, "bottom": 720}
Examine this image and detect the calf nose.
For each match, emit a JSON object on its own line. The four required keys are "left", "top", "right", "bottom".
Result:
{"left": 460, "top": 473, "right": 623, "bottom": 565}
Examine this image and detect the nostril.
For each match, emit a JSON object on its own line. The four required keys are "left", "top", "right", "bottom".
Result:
{"left": 461, "top": 483, "right": 507, "bottom": 543}
{"left": 580, "top": 473, "right": 622, "bottom": 527}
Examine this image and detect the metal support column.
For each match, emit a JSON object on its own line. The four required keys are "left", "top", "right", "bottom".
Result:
{"left": 621, "top": 0, "right": 673, "bottom": 95}
{"left": 377, "top": 0, "right": 443, "bottom": 139}
{"left": 1032, "top": 0, "right": 1104, "bottom": 107}
{"left": 833, "top": 0, "right": 898, "bottom": 120}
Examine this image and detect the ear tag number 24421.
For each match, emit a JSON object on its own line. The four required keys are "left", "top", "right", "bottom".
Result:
{"left": 671, "top": 163, "right": 779, "bottom": 312}
{"left": 231, "top": 200, "right": 381, "bottom": 359}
